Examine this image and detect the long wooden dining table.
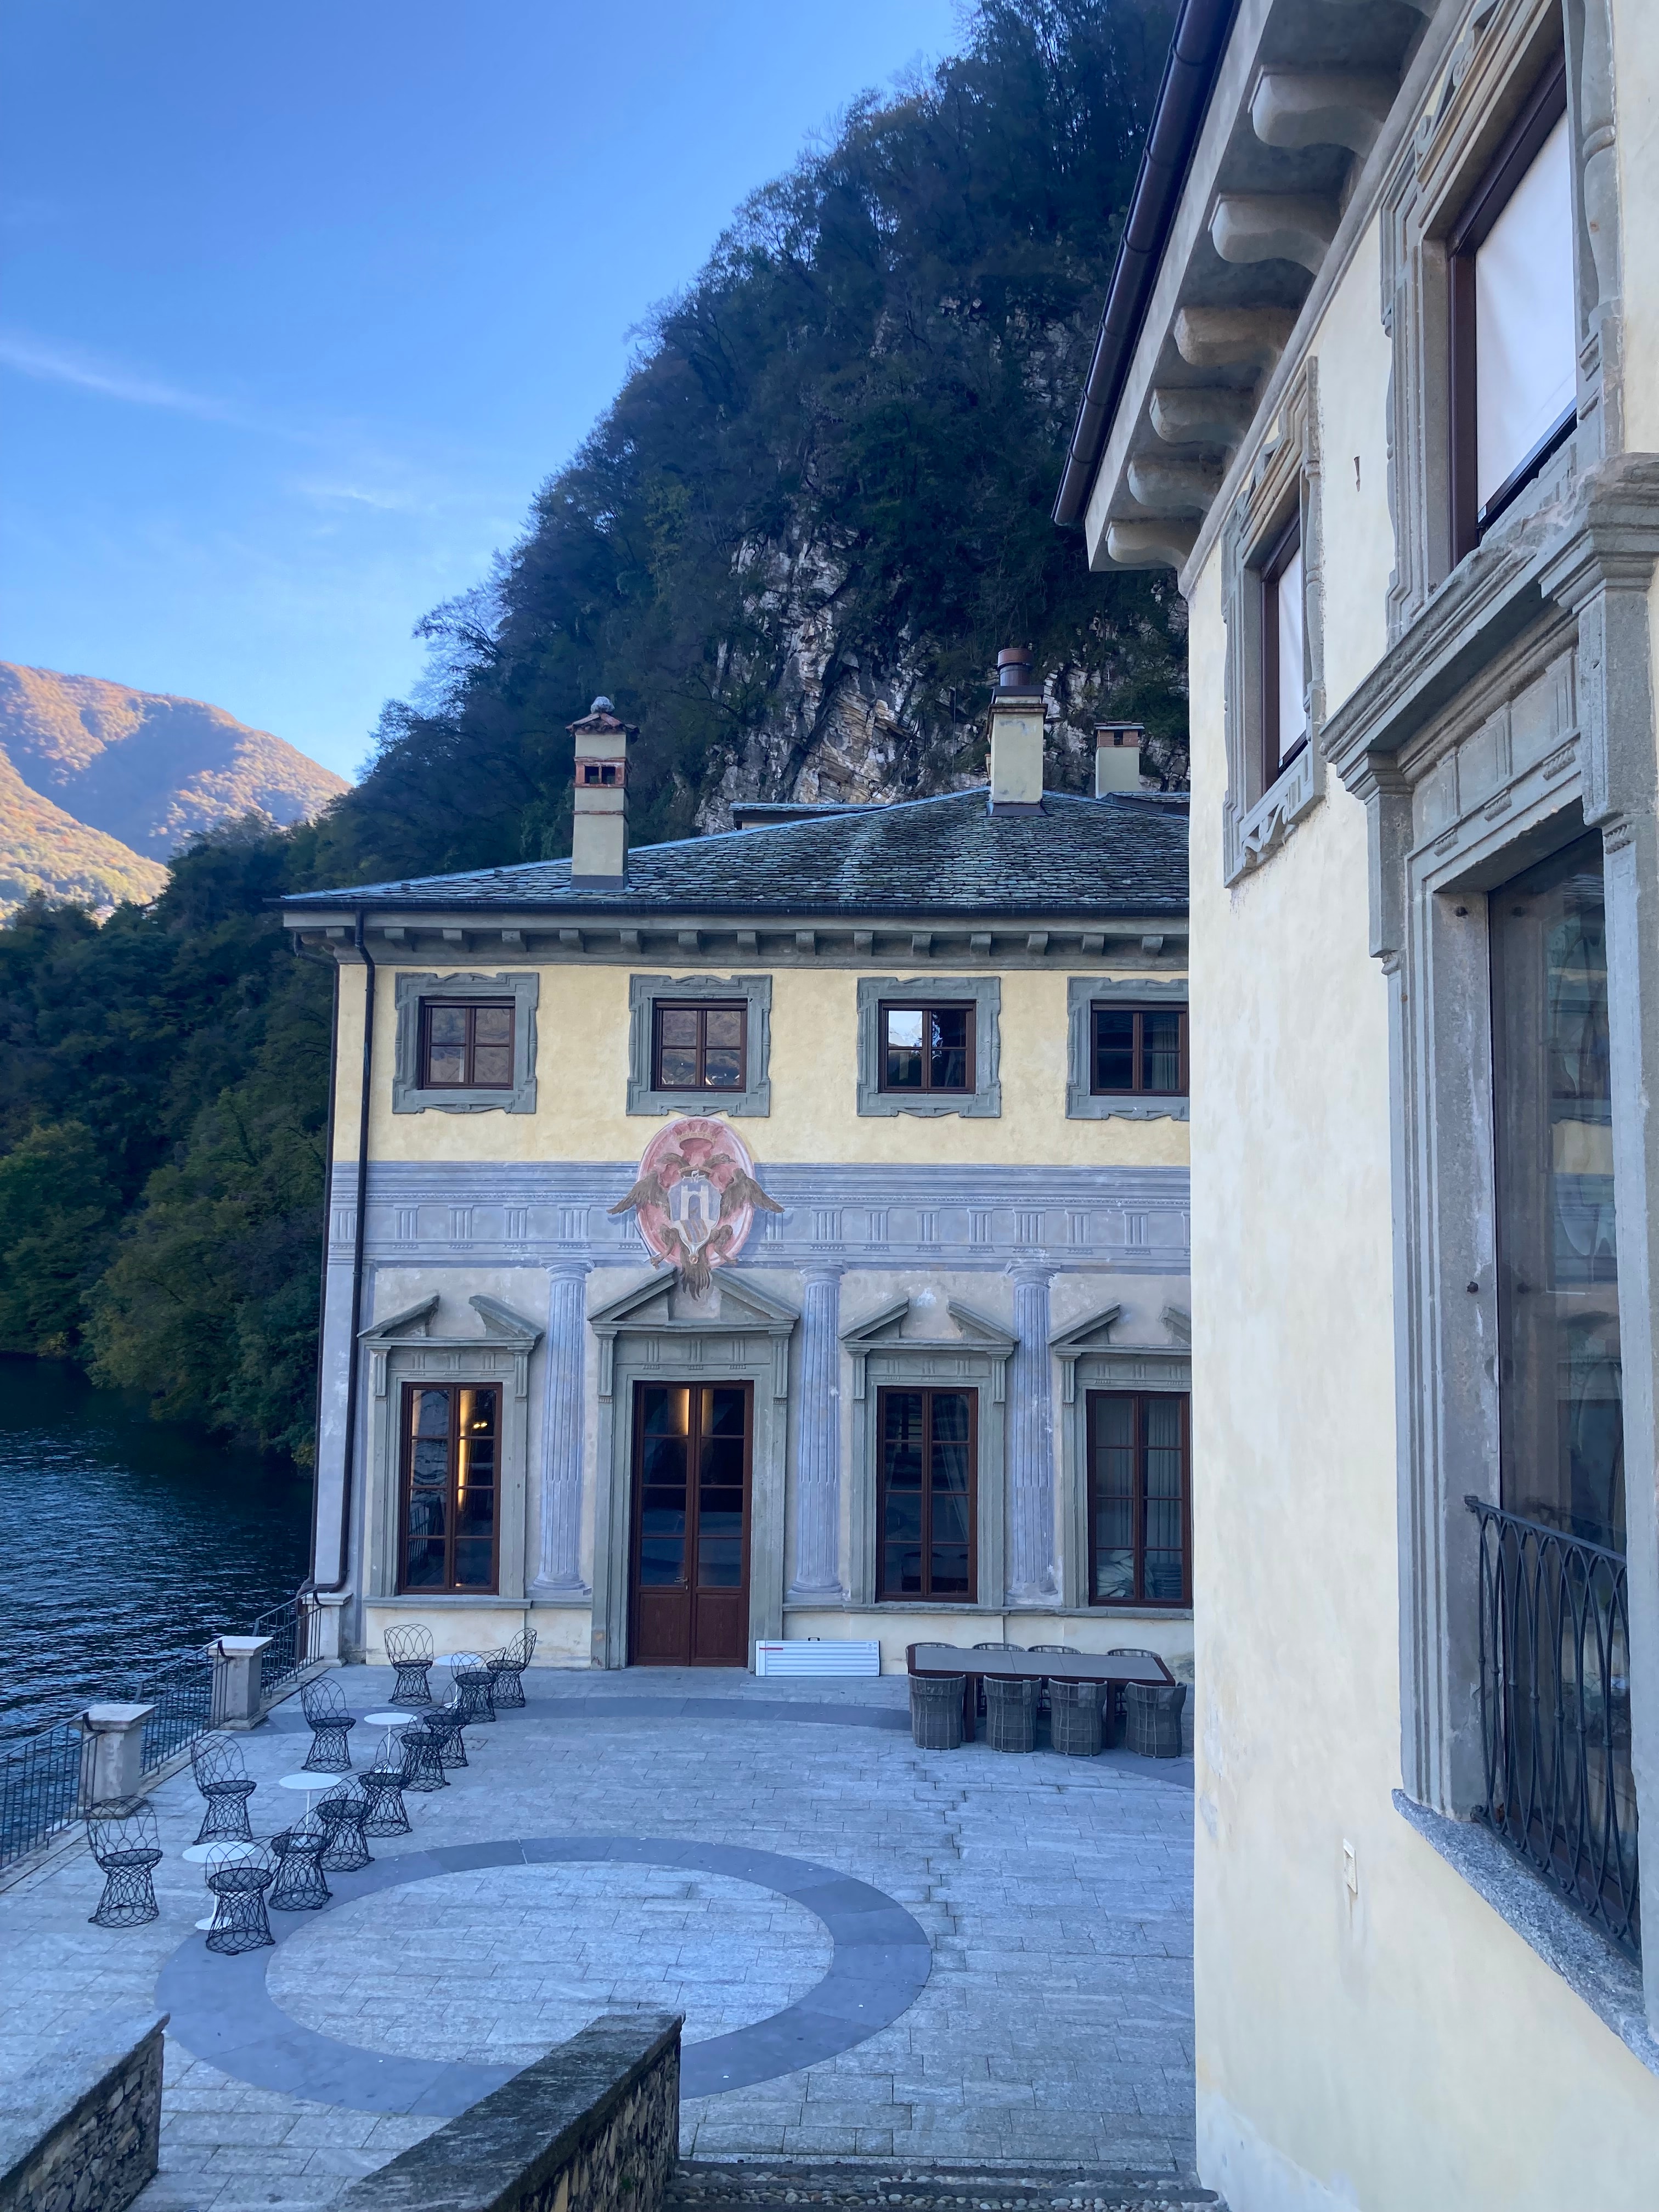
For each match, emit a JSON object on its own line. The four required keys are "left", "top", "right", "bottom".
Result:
{"left": 905, "top": 1640, "right": 1176, "bottom": 1742}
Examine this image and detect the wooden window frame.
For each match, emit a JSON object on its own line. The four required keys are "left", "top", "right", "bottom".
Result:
{"left": 1085, "top": 1389, "right": 1191, "bottom": 1609}
{"left": 419, "top": 998, "right": 516, "bottom": 1091}
{"left": 396, "top": 1379, "right": 502, "bottom": 1595}
{"left": 1090, "top": 1004, "right": 1189, "bottom": 1100}
{"left": 1448, "top": 47, "right": 1573, "bottom": 561}
{"left": 876, "top": 1385, "right": 979, "bottom": 1603}
{"left": 877, "top": 1000, "right": 976, "bottom": 1097}
{"left": 1259, "top": 510, "right": 1306, "bottom": 791}
{"left": 650, "top": 999, "right": 748, "bottom": 1094}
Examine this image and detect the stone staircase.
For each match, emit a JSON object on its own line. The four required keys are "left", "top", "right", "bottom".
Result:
{"left": 667, "top": 2162, "right": 1224, "bottom": 2212}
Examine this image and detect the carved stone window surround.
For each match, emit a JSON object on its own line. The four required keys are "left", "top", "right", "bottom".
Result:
{"left": 1222, "top": 358, "right": 1325, "bottom": 883}
{"left": 1325, "top": 454, "right": 1659, "bottom": 2027}
{"left": 1380, "top": 0, "right": 1624, "bottom": 644}
{"left": 855, "top": 977, "right": 1002, "bottom": 1118}
{"left": 1049, "top": 1304, "right": 1192, "bottom": 1611}
{"left": 1065, "top": 977, "right": 1190, "bottom": 1121}
{"left": 626, "top": 973, "right": 772, "bottom": 1116}
{"left": 357, "top": 1293, "right": 543, "bottom": 1605}
{"left": 392, "top": 972, "right": 539, "bottom": 1115}
{"left": 585, "top": 1270, "right": 798, "bottom": 1669}
{"left": 840, "top": 1297, "right": 1014, "bottom": 1609}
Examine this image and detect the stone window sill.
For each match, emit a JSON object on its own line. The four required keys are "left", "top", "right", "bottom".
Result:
{"left": 1393, "top": 1790, "right": 1658, "bottom": 2077}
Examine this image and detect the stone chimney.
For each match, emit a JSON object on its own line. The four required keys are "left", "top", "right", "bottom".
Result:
{"left": 987, "top": 646, "right": 1045, "bottom": 814}
{"left": 1094, "top": 721, "right": 1144, "bottom": 795}
{"left": 568, "top": 697, "right": 635, "bottom": 888}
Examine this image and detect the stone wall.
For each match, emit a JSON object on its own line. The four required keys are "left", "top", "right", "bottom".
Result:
{"left": 334, "top": 2012, "right": 681, "bottom": 2212}
{"left": 0, "top": 2013, "right": 165, "bottom": 2212}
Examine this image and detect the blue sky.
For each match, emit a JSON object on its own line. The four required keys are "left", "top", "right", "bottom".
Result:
{"left": 0, "top": 1, "right": 963, "bottom": 779}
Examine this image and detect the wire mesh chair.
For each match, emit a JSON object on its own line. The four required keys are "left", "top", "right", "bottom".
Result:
{"left": 361, "top": 1758, "right": 413, "bottom": 1836}
{"left": 301, "top": 1675, "right": 358, "bottom": 1773}
{"left": 269, "top": 1814, "right": 331, "bottom": 1910}
{"left": 422, "top": 1696, "right": 469, "bottom": 1770}
{"left": 315, "top": 1779, "right": 374, "bottom": 1873}
{"left": 86, "top": 1800, "right": 163, "bottom": 1928}
{"left": 398, "top": 1717, "right": 449, "bottom": 1794}
{"left": 383, "top": 1624, "right": 435, "bottom": 1707}
{"left": 485, "top": 1627, "right": 536, "bottom": 1709}
{"left": 448, "top": 1652, "right": 495, "bottom": 1726}
{"left": 190, "top": 1732, "right": 257, "bottom": 1845}
{"left": 205, "top": 1842, "right": 278, "bottom": 1955}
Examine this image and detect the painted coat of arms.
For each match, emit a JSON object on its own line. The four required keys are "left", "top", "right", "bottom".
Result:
{"left": 608, "top": 1115, "right": 782, "bottom": 1294}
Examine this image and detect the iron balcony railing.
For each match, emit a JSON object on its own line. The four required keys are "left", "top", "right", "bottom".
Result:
{"left": 1466, "top": 1495, "right": 1639, "bottom": 1962}
{"left": 0, "top": 1586, "right": 319, "bottom": 1873}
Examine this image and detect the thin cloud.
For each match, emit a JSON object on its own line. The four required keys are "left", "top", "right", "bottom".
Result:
{"left": 0, "top": 329, "right": 249, "bottom": 424}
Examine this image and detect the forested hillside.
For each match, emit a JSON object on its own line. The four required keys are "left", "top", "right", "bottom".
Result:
{"left": 0, "top": 0, "right": 1186, "bottom": 1459}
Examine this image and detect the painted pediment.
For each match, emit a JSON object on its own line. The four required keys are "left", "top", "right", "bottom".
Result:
{"left": 359, "top": 1291, "right": 543, "bottom": 1401}
{"left": 588, "top": 1267, "right": 798, "bottom": 1339}
{"left": 1048, "top": 1304, "right": 1124, "bottom": 1358}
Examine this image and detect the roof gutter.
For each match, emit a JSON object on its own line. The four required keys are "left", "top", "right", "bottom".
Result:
{"left": 1052, "top": 0, "right": 1239, "bottom": 530}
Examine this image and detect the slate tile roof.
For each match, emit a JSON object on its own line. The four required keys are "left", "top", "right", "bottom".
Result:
{"left": 283, "top": 787, "right": 1188, "bottom": 919}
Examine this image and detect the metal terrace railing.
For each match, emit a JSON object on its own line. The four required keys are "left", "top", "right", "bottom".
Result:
{"left": 1466, "top": 1496, "right": 1640, "bottom": 1962}
{"left": 0, "top": 1589, "right": 319, "bottom": 1873}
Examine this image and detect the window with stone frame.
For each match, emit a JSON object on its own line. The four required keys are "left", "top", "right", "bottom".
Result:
{"left": 1260, "top": 512, "right": 1308, "bottom": 785}
{"left": 1091, "top": 1003, "right": 1188, "bottom": 1100}
{"left": 651, "top": 1000, "right": 747, "bottom": 1093}
{"left": 876, "top": 1386, "right": 978, "bottom": 1600}
{"left": 879, "top": 1002, "right": 974, "bottom": 1096}
{"left": 1086, "top": 1390, "right": 1190, "bottom": 1607}
{"left": 398, "top": 1380, "right": 500, "bottom": 1594}
{"left": 419, "top": 999, "right": 515, "bottom": 1090}
{"left": 1448, "top": 47, "right": 1575, "bottom": 559}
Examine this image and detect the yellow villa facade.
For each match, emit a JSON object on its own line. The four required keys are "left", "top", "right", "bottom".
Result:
{"left": 283, "top": 676, "right": 1196, "bottom": 1689}
{"left": 1059, "top": 0, "right": 1659, "bottom": 2202}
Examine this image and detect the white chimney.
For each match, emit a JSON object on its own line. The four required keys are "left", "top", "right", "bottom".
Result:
{"left": 988, "top": 646, "right": 1045, "bottom": 814}
{"left": 568, "top": 697, "right": 634, "bottom": 887}
{"left": 1095, "top": 721, "right": 1144, "bottom": 795}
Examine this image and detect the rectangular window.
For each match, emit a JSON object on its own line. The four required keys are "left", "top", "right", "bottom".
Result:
{"left": 1260, "top": 514, "right": 1306, "bottom": 787}
{"left": 881, "top": 1003, "right": 973, "bottom": 1093}
{"left": 877, "top": 1387, "right": 977, "bottom": 1600}
{"left": 1450, "top": 51, "right": 1575, "bottom": 554}
{"left": 399, "top": 1383, "right": 500, "bottom": 1593}
{"left": 1091, "top": 1005, "right": 1188, "bottom": 1097}
{"left": 419, "top": 1000, "right": 515, "bottom": 1090}
{"left": 1087, "top": 1391, "right": 1190, "bottom": 1606}
{"left": 651, "top": 1001, "right": 747, "bottom": 1091}
{"left": 1490, "top": 834, "right": 1623, "bottom": 1551}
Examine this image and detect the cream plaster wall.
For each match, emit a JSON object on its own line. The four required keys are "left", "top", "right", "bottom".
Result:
{"left": 1188, "top": 281, "right": 1659, "bottom": 2212}
{"left": 328, "top": 964, "right": 1190, "bottom": 1171}
{"left": 1313, "top": 225, "right": 1393, "bottom": 718}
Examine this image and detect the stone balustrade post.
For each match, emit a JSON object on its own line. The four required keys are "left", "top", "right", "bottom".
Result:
{"left": 212, "top": 1635, "right": 273, "bottom": 1729}
{"left": 312, "top": 1591, "right": 349, "bottom": 1662}
{"left": 532, "top": 1261, "right": 592, "bottom": 1595}
{"left": 789, "top": 1266, "right": 845, "bottom": 1598}
{"left": 80, "top": 1705, "right": 155, "bottom": 1805}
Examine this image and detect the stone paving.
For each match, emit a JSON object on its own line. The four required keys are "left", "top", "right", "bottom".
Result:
{"left": 0, "top": 1666, "right": 1195, "bottom": 2209}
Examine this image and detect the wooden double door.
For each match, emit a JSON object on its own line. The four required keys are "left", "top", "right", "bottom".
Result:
{"left": 629, "top": 1381, "right": 752, "bottom": 1665}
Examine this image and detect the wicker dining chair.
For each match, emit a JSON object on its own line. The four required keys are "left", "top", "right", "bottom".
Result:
{"left": 205, "top": 1842, "right": 278, "bottom": 1955}
{"left": 972, "top": 1641, "right": 1022, "bottom": 1716}
{"left": 1104, "top": 1647, "right": 1164, "bottom": 1745}
{"left": 86, "top": 1800, "right": 163, "bottom": 1928}
{"left": 485, "top": 1627, "right": 537, "bottom": 1709}
{"left": 190, "top": 1732, "right": 257, "bottom": 1845}
{"left": 383, "top": 1624, "right": 436, "bottom": 1707}
{"left": 300, "top": 1675, "right": 358, "bottom": 1772}
{"left": 1028, "top": 1643, "right": 1071, "bottom": 1718}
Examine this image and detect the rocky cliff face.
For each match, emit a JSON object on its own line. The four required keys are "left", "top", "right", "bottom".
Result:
{"left": 0, "top": 664, "right": 349, "bottom": 913}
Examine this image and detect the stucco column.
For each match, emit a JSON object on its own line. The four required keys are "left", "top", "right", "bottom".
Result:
{"left": 80, "top": 1704, "right": 155, "bottom": 1804}
{"left": 789, "top": 1266, "right": 844, "bottom": 1598}
{"left": 1006, "top": 1265, "right": 1059, "bottom": 1603}
{"left": 532, "top": 1262, "right": 592, "bottom": 1595}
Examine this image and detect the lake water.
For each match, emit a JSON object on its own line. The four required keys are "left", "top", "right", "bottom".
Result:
{"left": 0, "top": 1357, "right": 312, "bottom": 1740}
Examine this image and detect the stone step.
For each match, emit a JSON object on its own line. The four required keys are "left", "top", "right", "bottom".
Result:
{"left": 666, "top": 2161, "right": 1223, "bottom": 2212}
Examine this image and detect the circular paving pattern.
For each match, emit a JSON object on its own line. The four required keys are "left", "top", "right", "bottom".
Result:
{"left": 267, "top": 1861, "right": 834, "bottom": 2065}
{"left": 156, "top": 1835, "right": 931, "bottom": 2117}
